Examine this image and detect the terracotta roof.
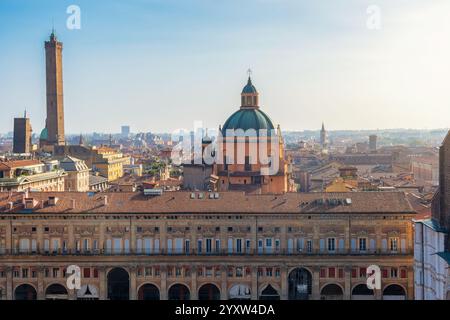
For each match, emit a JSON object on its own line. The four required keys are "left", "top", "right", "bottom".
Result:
{"left": 0, "top": 160, "right": 41, "bottom": 170}
{"left": 0, "top": 191, "right": 415, "bottom": 215}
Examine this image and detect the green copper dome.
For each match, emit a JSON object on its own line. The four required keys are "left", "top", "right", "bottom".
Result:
{"left": 242, "top": 77, "right": 258, "bottom": 94}
{"left": 40, "top": 127, "right": 48, "bottom": 140}
{"left": 222, "top": 108, "right": 275, "bottom": 136}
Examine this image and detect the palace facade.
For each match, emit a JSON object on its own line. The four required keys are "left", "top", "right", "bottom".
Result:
{"left": 0, "top": 191, "right": 414, "bottom": 300}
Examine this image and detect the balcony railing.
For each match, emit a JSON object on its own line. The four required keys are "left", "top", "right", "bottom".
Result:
{"left": 0, "top": 248, "right": 414, "bottom": 257}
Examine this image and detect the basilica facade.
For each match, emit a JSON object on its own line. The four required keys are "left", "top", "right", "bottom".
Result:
{"left": 213, "top": 77, "right": 294, "bottom": 194}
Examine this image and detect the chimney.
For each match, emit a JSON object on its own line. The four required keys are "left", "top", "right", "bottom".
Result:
{"left": 40, "top": 200, "right": 45, "bottom": 209}
{"left": 70, "top": 199, "right": 76, "bottom": 210}
{"left": 8, "top": 202, "right": 13, "bottom": 211}
{"left": 103, "top": 195, "right": 108, "bottom": 206}
{"left": 48, "top": 196, "right": 59, "bottom": 206}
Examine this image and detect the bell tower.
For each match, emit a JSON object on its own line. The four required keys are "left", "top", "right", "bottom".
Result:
{"left": 44, "top": 30, "right": 65, "bottom": 146}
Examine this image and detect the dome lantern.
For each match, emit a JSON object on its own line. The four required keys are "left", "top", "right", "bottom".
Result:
{"left": 241, "top": 75, "right": 259, "bottom": 109}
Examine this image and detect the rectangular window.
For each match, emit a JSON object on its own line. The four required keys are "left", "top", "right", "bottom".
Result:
{"left": 389, "top": 238, "right": 398, "bottom": 251}
{"left": 144, "top": 238, "right": 152, "bottom": 254}
{"left": 287, "top": 239, "right": 294, "bottom": 253}
{"left": 106, "top": 239, "right": 112, "bottom": 253}
{"left": 154, "top": 239, "right": 160, "bottom": 253}
{"left": 197, "top": 239, "right": 203, "bottom": 254}
{"left": 236, "top": 239, "right": 242, "bottom": 253}
{"left": 359, "top": 238, "right": 367, "bottom": 251}
{"left": 275, "top": 239, "right": 280, "bottom": 252}
{"left": 136, "top": 239, "right": 142, "bottom": 253}
{"left": 113, "top": 238, "right": 122, "bottom": 254}
{"left": 83, "top": 239, "right": 89, "bottom": 252}
{"left": 390, "top": 268, "right": 398, "bottom": 278}
{"left": 338, "top": 239, "right": 345, "bottom": 252}
{"left": 400, "top": 269, "right": 407, "bottom": 278}
{"left": 167, "top": 239, "right": 173, "bottom": 254}
{"left": 258, "top": 239, "right": 263, "bottom": 254}
{"left": 206, "top": 238, "right": 212, "bottom": 253}
{"left": 175, "top": 238, "right": 183, "bottom": 254}
{"left": 185, "top": 239, "right": 190, "bottom": 254}
{"left": 124, "top": 239, "right": 130, "bottom": 253}
{"left": 245, "top": 239, "right": 251, "bottom": 253}
{"left": 297, "top": 238, "right": 304, "bottom": 252}
{"left": 52, "top": 239, "right": 60, "bottom": 253}
{"left": 265, "top": 238, "right": 273, "bottom": 253}
{"left": 306, "top": 240, "right": 313, "bottom": 253}
{"left": 83, "top": 268, "right": 90, "bottom": 278}
{"left": 327, "top": 238, "right": 336, "bottom": 251}
{"left": 359, "top": 268, "right": 366, "bottom": 278}
{"left": 328, "top": 267, "right": 335, "bottom": 278}
{"left": 44, "top": 239, "right": 50, "bottom": 253}
{"left": 215, "top": 239, "right": 220, "bottom": 253}
{"left": 320, "top": 268, "right": 326, "bottom": 278}
{"left": 228, "top": 238, "right": 233, "bottom": 254}
{"left": 319, "top": 239, "right": 325, "bottom": 252}
{"left": 19, "top": 239, "right": 30, "bottom": 253}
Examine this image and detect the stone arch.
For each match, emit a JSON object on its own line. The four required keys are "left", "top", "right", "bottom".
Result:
{"left": 107, "top": 267, "right": 130, "bottom": 300}
{"left": 351, "top": 283, "right": 374, "bottom": 300}
{"left": 14, "top": 283, "right": 37, "bottom": 300}
{"left": 45, "top": 283, "right": 68, "bottom": 300}
{"left": 320, "top": 283, "right": 344, "bottom": 300}
{"left": 382, "top": 284, "right": 406, "bottom": 300}
{"left": 198, "top": 283, "right": 221, "bottom": 300}
{"left": 168, "top": 283, "right": 190, "bottom": 300}
{"left": 288, "top": 267, "right": 312, "bottom": 300}
{"left": 137, "top": 283, "right": 160, "bottom": 300}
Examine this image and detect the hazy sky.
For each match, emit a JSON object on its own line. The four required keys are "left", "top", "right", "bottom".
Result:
{"left": 1, "top": 0, "right": 450, "bottom": 134}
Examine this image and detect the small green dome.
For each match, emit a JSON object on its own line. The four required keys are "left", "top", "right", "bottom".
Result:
{"left": 242, "top": 77, "right": 258, "bottom": 94}
{"left": 222, "top": 108, "right": 275, "bottom": 136}
{"left": 40, "top": 127, "right": 48, "bottom": 140}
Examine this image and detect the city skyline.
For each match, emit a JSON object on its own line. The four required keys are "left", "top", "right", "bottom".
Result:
{"left": 1, "top": 0, "right": 450, "bottom": 134}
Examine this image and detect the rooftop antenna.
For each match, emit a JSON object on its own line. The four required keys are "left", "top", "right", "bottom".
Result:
{"left": 24, "top": 108, "right": 27, "bottom": 118}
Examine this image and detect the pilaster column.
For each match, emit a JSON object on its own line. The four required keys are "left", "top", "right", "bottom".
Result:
{"left": 160, "top": 222, "right": 167, "bottom": 253}
{"left": 37, "top": 266, "right": 45, "bottom": 300}
{"left": 220, "top": 265, "right": 228, "bottom": 300}
{"left": 344, "top": 266, "right": 351, "bottom": 300}
{"left": 99, "top": 266, "right": 107, "bottom": 300}
{"left": 130, "top": 221, "right": 136, "bottom": 253}
{"left": 251, "top": 266, "right": 258, "bottom": 300}
{"left": 313, "top": 225, "right": 319, "bottom": 254}
{"left": 129, "top": 265, "right": 137, "bottom": 300}
{"left": 6, "top": 266, "right": 13, "bottom": 300}
{"left": 191, "top": 265, "right": 198, "bottom": 300}
{"left": 280, "top": 265, "right": 288, "bottom": 300}
{"left": 312, "top": 266, "right": 320, "bottom": 300}
{"left": 68, "top": 224, "right": 75, "bottom": 253}
{"left": 407, "top": 266, "right": 414, "bottom": 300}
{"left": 160, "top": 265, "right": 168, "bottom": 300}
{"left": 375, "top": 224, "right": 382, "bottom": 253}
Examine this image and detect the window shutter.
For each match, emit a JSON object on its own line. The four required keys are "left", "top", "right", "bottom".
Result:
{"left": 351, "top": 238, "right": 356, "bottom": 251}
